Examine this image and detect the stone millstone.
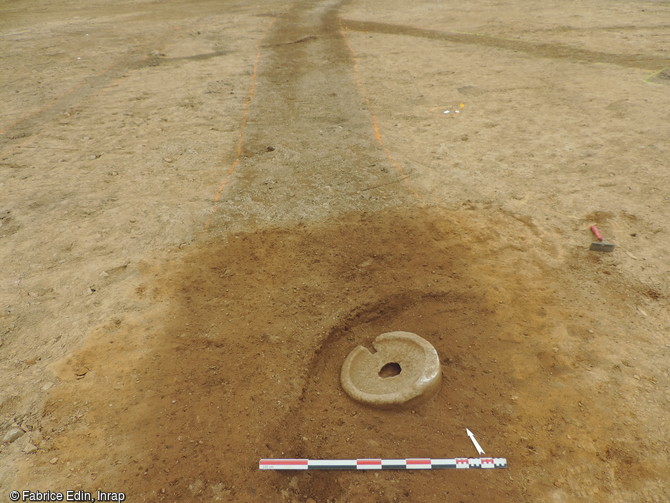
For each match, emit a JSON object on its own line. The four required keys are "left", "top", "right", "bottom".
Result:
{"left": 340, "top": 331, "right": 442, "bottom": 406}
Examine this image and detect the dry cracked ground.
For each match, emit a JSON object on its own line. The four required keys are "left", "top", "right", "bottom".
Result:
{"left": 1, "top": 0, "right": 669, "bottom": 501}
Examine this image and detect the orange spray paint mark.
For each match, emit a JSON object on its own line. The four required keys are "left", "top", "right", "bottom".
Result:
{"left": 371, "top": 114, "right": 383, "bottom": 144}
{"left": 338, "top": 19, "right": 424, "bottom": 205}
{"left": 206, "top": 17, "right": 279, "bottom": 230}
{"left": 211, "top": 41, "right": 262, "bottom": 206}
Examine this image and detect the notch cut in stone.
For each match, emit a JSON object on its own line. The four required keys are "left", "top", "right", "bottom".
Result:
{"left": 341, "top": 331, "right": 441, "bottom": 406}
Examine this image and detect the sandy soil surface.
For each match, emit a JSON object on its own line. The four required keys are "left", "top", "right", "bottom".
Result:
{"left": 1, "top": 0, "right": 669, "bottom": 501}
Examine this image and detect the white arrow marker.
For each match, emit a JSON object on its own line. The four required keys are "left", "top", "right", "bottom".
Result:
{"left": 466, "top": 428, "right": 486, "bottom": 455}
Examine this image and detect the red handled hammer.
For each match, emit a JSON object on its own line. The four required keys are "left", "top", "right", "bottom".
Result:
{"left": 589, "top": 226, "right": 615, "bottom": 252}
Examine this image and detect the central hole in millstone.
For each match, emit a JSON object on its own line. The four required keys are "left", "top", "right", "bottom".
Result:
{"left": 378, "top": 362, "right": 401, "bottom": 378}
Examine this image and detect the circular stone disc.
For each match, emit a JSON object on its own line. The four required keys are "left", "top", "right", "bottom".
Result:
{"left": 340, "top": 331, "right": 442, "bottom": 406}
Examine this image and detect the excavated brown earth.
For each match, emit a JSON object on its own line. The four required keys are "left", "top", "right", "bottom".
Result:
{"left": 20, "top": 207, "right": 668, "bottom": 501}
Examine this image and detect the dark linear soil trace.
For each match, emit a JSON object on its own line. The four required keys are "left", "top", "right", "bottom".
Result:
{"left": 342, "top": 19, "right": 670, "bottom": 71}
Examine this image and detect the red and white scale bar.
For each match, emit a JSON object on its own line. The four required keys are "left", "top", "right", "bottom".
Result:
{"left": 259, "top": 457, "right": 507, "bottom": 470}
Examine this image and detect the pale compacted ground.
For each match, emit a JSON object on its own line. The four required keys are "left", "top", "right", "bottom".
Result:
{"left": 1, "top": 0, "right": 669, "bottom": 501}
